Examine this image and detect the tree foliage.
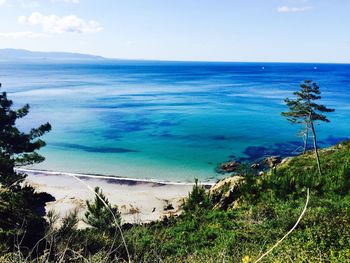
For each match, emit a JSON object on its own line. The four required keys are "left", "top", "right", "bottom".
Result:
{"left": 84, "top": 187, "right": 121, "bottom": 233}
{"left": 0, "top": 83, "right": 51, "bottom": 256}
{"left": 0, "top": 83, "right": 51, "bottom": 187}
{"left": 182, "top": 178, "right": 212, "bottom": 214}
{"left": 282, "top": 80, "right": 334, "bottom": 174}
{"left": 282, "top": 80, "right": 334, "bottom": 124}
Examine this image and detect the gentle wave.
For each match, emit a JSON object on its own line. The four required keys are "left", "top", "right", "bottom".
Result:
{"left": 17, "top": 168, "right": 215, "bottom": 186}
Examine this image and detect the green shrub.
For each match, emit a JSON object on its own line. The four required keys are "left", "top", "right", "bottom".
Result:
{"left": 182, "top": 179, "right": 212, "bottom": 214}
{"left": 84, "top": 187, "right": 122, "bottom": 234}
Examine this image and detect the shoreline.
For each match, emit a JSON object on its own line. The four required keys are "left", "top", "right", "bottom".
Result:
{"left": 17, "top": 168, "right": 216, "bottom": 187}
{"left": 21, "top": 168, "right": 211, "bottom": 226}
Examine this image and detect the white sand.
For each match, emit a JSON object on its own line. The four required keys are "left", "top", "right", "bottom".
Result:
{"left": 21, "top": 169, "right": 202, "bottom": 227}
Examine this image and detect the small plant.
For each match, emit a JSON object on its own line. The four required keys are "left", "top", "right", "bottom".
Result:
{"left": 84, "top": 187, "right": 122, "bottom": 233}
{"left": 182, "top": 179, "right": 212, "bottom": 213}
{"left": 59, "top": 209, "right": 79, "bottom": 236}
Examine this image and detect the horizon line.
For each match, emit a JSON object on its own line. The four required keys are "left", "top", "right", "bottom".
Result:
{"left": 1, "top": 48, "right": 349, "bottom": 65}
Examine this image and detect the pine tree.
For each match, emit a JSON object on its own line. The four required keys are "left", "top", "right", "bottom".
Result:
{"left": 182, "top": 178, "right": 212, "bottom": 213}
{"left": 0, "top": 82, "right": 51, "bottom": 253}
{"left": 282, "top": 80, "right": 335, "bottom": 175}
{"left": 84, "top": 187, "right": 121, "bottom": 233}
{"left": 0, "top": 83, "right": 51, "bottom": 188}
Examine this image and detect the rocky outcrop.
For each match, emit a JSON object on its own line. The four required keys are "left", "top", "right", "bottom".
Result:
{"left": 209, "top": 176, "right": 245, "bottom": 210}
{"left": 263, "top": 156, "right": 282, "bottom": 167}
{"left": 217, "top": 160, "right": 240, "bottom": 173}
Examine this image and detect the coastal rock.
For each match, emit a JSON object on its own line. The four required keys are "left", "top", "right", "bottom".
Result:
{"left": 209, "top": 176, "right": 245, "bottom": 210}
{"left": 263, "top": 156, "right": 282, "bottom": 167}
{"left": 217, "top": 160, "right": 240, "bottom": 173}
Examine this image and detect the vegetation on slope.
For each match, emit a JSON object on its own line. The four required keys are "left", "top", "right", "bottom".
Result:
{"left": 124, "top": 140, "right": 350, "bottom": 262}
{"left": 0, "top": 140, "right": 349, "bottom": 262}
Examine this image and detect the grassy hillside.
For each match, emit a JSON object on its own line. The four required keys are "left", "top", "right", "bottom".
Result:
{"left": 1, "top": 140, "right": 350, "bottom": 262}
{"left": 124, "top": 140, "right": 350, "bottom": 262}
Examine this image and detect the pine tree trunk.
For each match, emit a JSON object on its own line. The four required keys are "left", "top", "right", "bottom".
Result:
{"left": 303, "top": 124, "right": 309, "bottom": 154}
{"left": 310, "top": 120, "right": 322, "bottom": 175}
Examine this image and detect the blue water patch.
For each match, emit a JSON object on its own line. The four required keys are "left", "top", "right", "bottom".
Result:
{"left": 1, "top": 61, "right": 349, "bottom": 182}
{"left": 51, "top": 143, "right": 138, "bottom": 153}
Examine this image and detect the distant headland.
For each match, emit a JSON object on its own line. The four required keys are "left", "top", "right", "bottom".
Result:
{"left": 0, "top": 48, "right": 107, "bottom": 61}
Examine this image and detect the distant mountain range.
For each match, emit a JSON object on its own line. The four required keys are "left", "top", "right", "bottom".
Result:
{"left": 0, "top": 49, "right": 106, "bottom": 61}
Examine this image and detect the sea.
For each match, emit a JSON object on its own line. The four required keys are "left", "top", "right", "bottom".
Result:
{"left": 1, "top": 60, "right": 349, "bottom": 183}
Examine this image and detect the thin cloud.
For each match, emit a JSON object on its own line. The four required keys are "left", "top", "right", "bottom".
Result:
{"left": 18, "top": 12, "right": 102, "bottom": 34}
{"left": 277, "top": 6, "right": 312, "bottom": 13}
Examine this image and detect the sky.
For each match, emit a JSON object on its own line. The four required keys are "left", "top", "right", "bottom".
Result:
{"left": 0, "top": 0, "right": 349, "bottom": 63}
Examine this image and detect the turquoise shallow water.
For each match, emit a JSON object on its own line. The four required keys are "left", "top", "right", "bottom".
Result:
{"left": 1, "top": 61, "right": 349, "bottom": 182}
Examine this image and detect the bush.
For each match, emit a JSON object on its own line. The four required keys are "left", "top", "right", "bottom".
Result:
{"left": 182, "top": 179, "right": 212, "bottom": 214}
{"left": 84, "top": 187, "right": 122, "bottom": 234}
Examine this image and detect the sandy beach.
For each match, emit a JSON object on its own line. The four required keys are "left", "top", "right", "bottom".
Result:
{"left": 20, "top": 169, "right": 209, "bottom": 227}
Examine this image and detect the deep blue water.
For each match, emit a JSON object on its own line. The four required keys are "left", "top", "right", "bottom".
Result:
{"left": 1, "top": 61, "right": 349, "bottom": 182}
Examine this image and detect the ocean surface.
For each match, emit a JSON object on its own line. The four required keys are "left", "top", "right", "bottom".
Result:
{"left": 1, "top": 61, "right": 349, "bottom": 182}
